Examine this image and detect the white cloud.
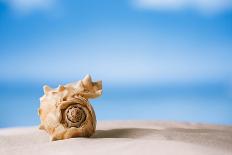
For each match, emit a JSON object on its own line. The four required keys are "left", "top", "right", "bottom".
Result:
{"left": 2, "top": 0, "right": 56, "bottom": 14}
{"left": 133, "top": 0, "right": 232, "bottom": 14}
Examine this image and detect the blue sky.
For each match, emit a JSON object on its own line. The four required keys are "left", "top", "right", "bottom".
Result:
{"left": 0, "top": 0, "right": 232, "bottom": 126}
{"left": 0, "top": 0, "right": 232, "bottom": 84}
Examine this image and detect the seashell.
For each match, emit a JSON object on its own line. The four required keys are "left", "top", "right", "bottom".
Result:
{"left": 38, "top": 75, "right": 102, "bottom": 141}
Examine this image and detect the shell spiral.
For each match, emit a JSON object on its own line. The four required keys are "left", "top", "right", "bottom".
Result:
{"left": 65, "top": 105, "right": 86, "bottom": 127}
{"left": 38, "top": 75, "right": 102, "bottom": 141}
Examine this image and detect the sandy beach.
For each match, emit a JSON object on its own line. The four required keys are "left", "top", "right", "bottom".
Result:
{"left": 0, "top": 121, "right": 232, "bottom": 155}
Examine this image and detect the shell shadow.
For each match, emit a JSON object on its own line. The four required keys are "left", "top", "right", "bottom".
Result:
{"left": 92, "top": 128, "right": 158, "bottom": 138}
{"left": 91, "top": 127, "right": 232, "bottom": 151}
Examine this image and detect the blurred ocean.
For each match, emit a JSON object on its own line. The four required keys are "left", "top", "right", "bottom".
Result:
{"left": 0, "top": 80, "right": 231, "bottom": 127}
{"left": 1, "top": 0, "right": 232, "bottom": 128}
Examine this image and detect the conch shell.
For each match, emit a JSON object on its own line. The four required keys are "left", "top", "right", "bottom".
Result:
{"left": 38, "top": 75, "right": 102, "bottom": 141}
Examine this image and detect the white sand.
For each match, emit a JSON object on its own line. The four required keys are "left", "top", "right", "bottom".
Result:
{"left": 0, "top": 121, "right": 232, "bottom": 155}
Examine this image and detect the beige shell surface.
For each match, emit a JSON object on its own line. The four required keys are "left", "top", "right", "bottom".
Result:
{"left": 38, "top": 75, "right": 102, "bottom": 141}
